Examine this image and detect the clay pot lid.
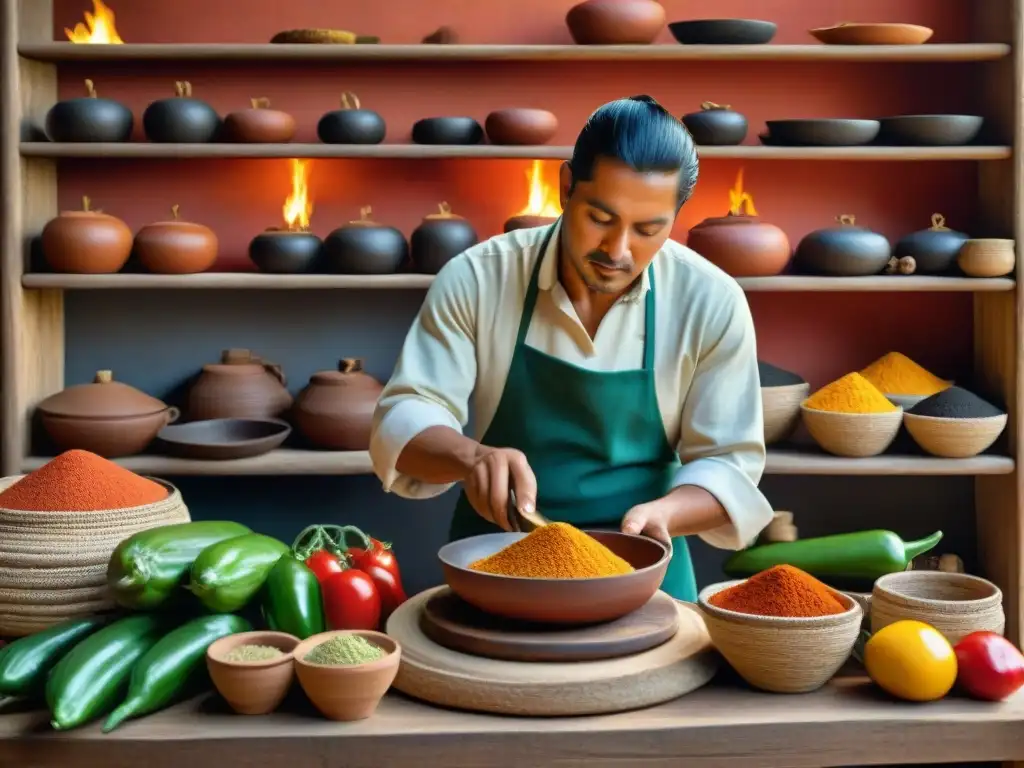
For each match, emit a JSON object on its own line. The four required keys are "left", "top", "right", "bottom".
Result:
{"left": 38, "top": 370, "right": 168, "bottom": 418}
{"left": 141, "top": 204, "right": 207, "bottom": 229}
{"left": 58, "top": 195, "right": 121, "bottom": 220}
{"left": 328, "top": 92, "right": 375, "bottom": 114}
{"left": 421, "top": 201, "right": 466, "bottom": 222}
{"left": 230, "top": 97, "right": 289, "bottom": 115}
{"left": 696, "top": 212, "right": 764, "bottom": 227}
{"left": 202, "top": 349, "right": 287, "bottom": 384}
{"left": 343, "top": 206, "right": 385, "bottom": 228}
{"left": 310, "top": 358, "right": 376, "bottom": 385}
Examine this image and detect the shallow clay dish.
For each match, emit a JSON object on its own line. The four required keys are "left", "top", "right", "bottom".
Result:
{"left": 810, "top": 23, "right": 933, "bottom": 46}
{"left": 293, "top": 630, "right": 400, "bottom": 721}
{"left": 765, "top": 119, "right": 880, "bottom": 146}
{"left": 566, "top": 0, "right": 666, "bottom": 44}
{"left": 156, "top": 417, "right": 291, "bottom": 460}
{"left": 438, "top": 530, "right": 670, "bottom": 625}
{"left": 485, "top": 109, "right": 558, "bottom": 145}
{"left": 668, "top": 19, "right": 777, "bottom": 45}
{"left": 270, "top": 29, "right": 379, "bottom": 44}
{"left": 206, "top": 630, "right": 300, "bottom": 715}
{"left": 876, "top": 115, "right": 984, "bottom": 146}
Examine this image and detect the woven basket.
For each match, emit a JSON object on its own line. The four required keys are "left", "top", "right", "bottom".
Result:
{"left": 871, "top": 571, "right": 1005, "bottom": 645}
{"left": 0, "top": 474, "right": 190, "bottom": 636}
{"left": 800, "top": 404, "right": 903, "bottom": 457}
{"left": 698, "top": 580, "right": 863, "bottom": 694}
{"left": 903, "top": 412, "right": 1008, "bottom": 458}
{"left": 762, "top": 383, "right": 809, "bottom": 444}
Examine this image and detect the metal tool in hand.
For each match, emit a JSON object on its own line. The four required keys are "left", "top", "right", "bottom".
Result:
{"left": 507, "top": 489, "right": 550, "bottom": 532}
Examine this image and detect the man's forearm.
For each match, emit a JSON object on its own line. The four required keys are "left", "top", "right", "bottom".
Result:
{"left": 657, "top": 485, "right": 731, "bottom": 536}
{"left": 395, "top": 426, "right": 485, "bottom": 485}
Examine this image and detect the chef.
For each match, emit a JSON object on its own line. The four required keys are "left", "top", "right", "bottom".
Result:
{"left": 369, "top": 95, "right": 774, "bottom": 601}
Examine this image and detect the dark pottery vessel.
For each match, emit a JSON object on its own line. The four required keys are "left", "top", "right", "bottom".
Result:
{"left": 894, "top": 213, "right": 969, "bottom": 274}
{"left": 681, "top": 102, "right": 748, "bottom": 145}
{"left": 485, "top": 109, "right": 558, "bottom": 145}
{"left": 143, "top": 81, "right": 222, "bottom": 143}
{"left": 135, "top": 204, "right": 218, "bottom": 274}
{"left": 505, "top": 215, "right": 558, "bottom": 233}
{"left": 411, "top": 202, "right": 479, "bottom": 274}
{"left": 876, "top": 115, "right": 984, "bottom": 146}
{"left": 764, "top": 119, "right": 880, "bottom": 146}
{"left": 249, "top": 230, "right": 324, "bottom": 274}
{"left": 44, "top": 79, "right": 133, "bottom": 143}
{"left": 412, "top": 117, "right": 484, "bottom": 145}
{"left": 668, "top": 19, "right": 777, "bottom": 45}
{"left": 292, "top": 359, "right": 385, "bottom": 451}
{"left": 687, "top": 214, "right": 790, "bottom": 277}
{"left": 566, "top": 0, "right": 666, "bottom": 44}
{"left": 317, "top": 93, "right": 386, "bottom": 144}
{"left": 41, "top": 195, "right": 133, "bottom": 274}
{"left": 223, "top": 98, "right": 296, "bottom": 143}
{"left": 794, "top": 215, "right": 892, "bottom": 277}
{"left": 323, "top": 206, "right": 408, "bottom": 274}
{"left": 157, "top": 418, "right": 291, "bottom": 460}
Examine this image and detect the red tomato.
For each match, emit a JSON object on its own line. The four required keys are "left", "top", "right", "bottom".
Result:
{"left": 347, "top": 538, "right": 403, "bottom": 585}
{"left": 321, "top": 569, "right": 381, "bottom": 631}
{"left": 364, "top": 563, "right": 408, "bottom": 623}
{"left": 304, "top": 550, "right": 344, "bottom": 583}
{"left": 954, "top": 631, "right": 1024, "bottom": 701}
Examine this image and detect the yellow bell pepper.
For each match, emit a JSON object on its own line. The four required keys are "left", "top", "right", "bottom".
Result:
{"left": 864, "top": 620, "right": 957, "bottom": 702}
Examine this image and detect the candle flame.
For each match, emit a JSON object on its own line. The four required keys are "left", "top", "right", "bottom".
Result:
{"left": 66, "top": 0, "right": 124, "bottom": 44}
{"left": 728, "top": 168, "right": 757, "bottom": 216}
{"left": 283, "top": 159, "right": 313, "bottom": 230}
{"left": 513, "top": 160, "right": 562, "bottom": 217}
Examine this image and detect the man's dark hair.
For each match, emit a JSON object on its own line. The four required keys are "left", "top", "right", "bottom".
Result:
{"left": 567, "top": 95, "right": 699, "bottom": 209}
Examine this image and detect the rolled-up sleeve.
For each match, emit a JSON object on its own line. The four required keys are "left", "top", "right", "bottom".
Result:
{"left": 370, "top": 255, "right": 479, "bottom": 499}
{"left": 672, "top": 286, "right": 774, "bottom": 550}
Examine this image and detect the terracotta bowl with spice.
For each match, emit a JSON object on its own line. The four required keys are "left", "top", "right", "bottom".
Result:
{"left": 206, "top": 630, "right": 300, "bottom": 715}
{"left": 698, "top": 568, "right": 863, "bottom": 694}
{"left": 293, "top": 630, "right": 400, "bottom": 721}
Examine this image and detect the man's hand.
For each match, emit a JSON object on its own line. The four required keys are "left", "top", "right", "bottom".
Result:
{"left": 464, "top": 447, "right": 537, "bottom": 531}
{"left": 621, "top": 485, "right": 731, "bottom": 544}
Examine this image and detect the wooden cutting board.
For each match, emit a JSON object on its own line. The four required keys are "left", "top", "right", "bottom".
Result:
{"left": 419, "top": 586, "right": 680, "bottom": 661}
{"left": 387, "top": 589, "right": 719, "bottom": 716}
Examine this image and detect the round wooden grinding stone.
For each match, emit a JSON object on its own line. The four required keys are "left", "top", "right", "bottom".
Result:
{"left": 387, "top": 587, "right": 719, "bottom": 716}
{"left": 419, "top": 587, "right": 680, "bottom": 661}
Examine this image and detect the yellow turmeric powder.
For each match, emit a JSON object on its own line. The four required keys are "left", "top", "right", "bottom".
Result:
{"left": 804, "top": 372, "right": 897, "bottom": 414}
{"left": 469, "top": 522, "right": 634, "bottom": 579}
{"left": 860, "top": 352, "right": 951, "bottom": 396}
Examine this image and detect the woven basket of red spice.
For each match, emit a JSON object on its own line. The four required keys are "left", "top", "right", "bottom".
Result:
{"left": 0, "top": 450, "right": 190, "bottom": 636}
{"left": 698, "top": 565, "right": 863, "bottom": 694}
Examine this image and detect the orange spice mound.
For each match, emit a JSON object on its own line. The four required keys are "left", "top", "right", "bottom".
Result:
{"left": 708, "top": 564, "right": 847, "bottom": 618}
{"left": 0, "top": 449, "right": 168, "bottom": 511}
{"left": 469, "top": 522, "right": 635, "bottom": 579}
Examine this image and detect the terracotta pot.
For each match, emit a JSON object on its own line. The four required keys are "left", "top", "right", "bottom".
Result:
{"left": 135, "top": 204, "right": 219, "bottom": 274}
{"left": 249, "top": 229, "right": 324, "bottom": 273}
{"left": 187, "top": 348, "right": 293, "bottom": 421}
{"left": 504, "top": 214, "right": 558, "bottom": 233}
{"left": 223, "top": 98, "right": 297, "bottom": 143}
{"left": 323, "top": 207, "right": 408, "bottom": 274}
{"left": 206, "top": 631, "right": 300, "bottom": 716}
{"left": 565, "top": 0, "right": 666, "bottom": 44}
{"left": 36, "top": 370, "right": 179, "bottom": 458}
{"left": 485, "top": 109, "right": 559, "bottom": 145}
{"left": 687, "top": 213, "right": 791, "bottom": 277}
{"left": 41, "top": 195, "right": 133, "bottom": 274}
{"left": 44, "top": 79, "right": 133, "bottom": 143}
{"left": 317, "top": 93, "right": 386, "bottom": 145}
{"left": 143, "top": 81, "right": 222, "bottom": 143}
{"left": 894, "top": 213, "right": 969, "bottom": 274}
{"left": 292, "top": 358, "right": 384, "bottom": 451}
{"left": 681, "top": 102, "right": 748, "bottom": 146}
{"left": 411, "top": 202, "right": 479, "bottom": 274}
{"left": 794, "top": 214, "right": 892, "bottom": 277}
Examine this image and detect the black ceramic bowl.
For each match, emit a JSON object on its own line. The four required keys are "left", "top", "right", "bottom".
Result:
{"left": 412, "top": 117, "right": 484, "bottom": 145}
{"left": 317, "top": 109, "right": 387, "bottom": 144}
{"left": 681, "top": 105, "right": 748, "bottom": 145}
{"left": 157, "top": 418, "right": 291, "bottom": 460}
{"left": 249, "top": 231, "right": 323, "bottom": 274}
{"left": 45, "top": 98, "right": 134, "bottom": 143}
{"left": 876, "top": 115, "right": 984, "bottom": 146}
{"left": 765, "top": 119, "right": 880, "bottom": 146}
{"left": 668, "top": 19, "right": 777, "bottom": 45}
{"left": 323, "top": 225, "right": 408, "bottom": 274}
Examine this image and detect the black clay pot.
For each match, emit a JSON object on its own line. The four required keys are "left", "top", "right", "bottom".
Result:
{"left": 45, "top": 79, "right": 133, "bottom": 143}
{"left": 681, "top": 102, "right": 748, "bottom": 145}
{"left": 317, "top": 92, "right": 386, "bottom": 145}
{"left": 794, "top": 215, "right": 892, "bottom": 277}
{"left": 894, "top": 213, "right": 970, "bottom": 274}
{"left": 249, "top": 231, "right": 323, "bottom": 274}
{"left": 323, "top": 207, "right": 408, "bottom": 274}
{"left": 668, "top": 19, "right": 777, "bottom": 45}
{"left": 143, "top": 81, "right": 222, "bottom": 143}
{"left": 411, "top": 203, "right": 479, "bottom": 274}
{"left": 412, "top": 117, "right": 484, "bottom": 145}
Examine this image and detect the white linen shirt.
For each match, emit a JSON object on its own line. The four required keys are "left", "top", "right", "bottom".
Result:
{"left": 370, "top": 220, "right": 774, "bottom": 550}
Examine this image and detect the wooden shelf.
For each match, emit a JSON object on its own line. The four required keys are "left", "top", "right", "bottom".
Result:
{"left": 20, "top": 273, "right": 1017, "bottom": 292}
{"left": 20, "top": 448, "right": 1014, "bottom": 477}
{"left": 17, "top": 42, "right": 1012, "bottom": 63}
{"left": 20, "top": 142, "right": 1013, "bottom": 161}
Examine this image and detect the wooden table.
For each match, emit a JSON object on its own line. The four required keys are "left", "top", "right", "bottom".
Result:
{"left": 2, "top": 674, "right": 1023, "bottom": 768}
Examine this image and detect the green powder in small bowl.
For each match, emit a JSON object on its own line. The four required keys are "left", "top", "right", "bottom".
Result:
{"left": 305, "top": 634, "right": 386, "bottom": 666}
{"left": 224, "top": 644, "right": 285, "bottom": 663}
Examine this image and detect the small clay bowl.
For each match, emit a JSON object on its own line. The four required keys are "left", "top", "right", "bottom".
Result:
{"left": 206, "top": 631, "right": 300, "bottom": 715}
{"left": 412, "top": 117, "right": 484, "bottom": 145}
{"left": 222, "top": 99, "right": 297, "bottom": 143}
{"left": 293, "top": 630, "right": 401, "bottom": 721}
{"left": 156, "top": 417, "right": 291, "bottom": 460}
{"left": 668, "top": 19, "right": 777, "bottom": 45}
{"left": 566, "top": 0, "right": 666, "bottom": 44}
{"left": 958, "top": 239, "right": 1016, "bottom": 278}
{"left": 810, "top": 22, "right": 933, "bottom": 46}
{"left": 485, "top": 109, "right": 558, "bottom": 145}
{"left": 876, "top": 115, "right": 984, "bottom": 146}
{"left": 765, "top": 119, "right": 880, "bottom": 146}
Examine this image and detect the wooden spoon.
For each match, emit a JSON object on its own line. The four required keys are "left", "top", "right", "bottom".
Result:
{"left": 507, "top": 490, "right": 550, "bottom": 532}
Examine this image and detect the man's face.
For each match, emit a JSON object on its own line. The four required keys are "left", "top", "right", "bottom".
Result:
{"left": 559, "top": 157, "right": 680, "bottom": 295}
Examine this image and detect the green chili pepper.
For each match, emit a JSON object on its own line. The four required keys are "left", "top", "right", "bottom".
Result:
{"left": 723, "top": 529, "right": 944, "bottom": 581}
{"left": 103, "top": 613, "right": 252, "bottom": 732}
{"left": 187, "top": 533, "right": 289, "bottom": 613}
{"left": 262, "top": 555, "right": 326, "bottom": 640}
{"left": 0, "top": 615, "right": 110, "bottom": 698}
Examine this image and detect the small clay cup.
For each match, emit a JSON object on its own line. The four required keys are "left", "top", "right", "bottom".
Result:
{"left": 293, "top": 630, "right": 400, "bottom": 721}
{"left": 206, "top": 631, "right": 300, "bottom": 715}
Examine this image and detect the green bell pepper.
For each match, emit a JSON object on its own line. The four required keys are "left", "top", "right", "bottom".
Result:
{"left": 0, "top": 615, "right": 110, "bottom": 698}
{"left": 187, "top": 533, "right": 290, "bottom": 613}
{"left": 262, "top": 554, "right": 326, "bottom": 640}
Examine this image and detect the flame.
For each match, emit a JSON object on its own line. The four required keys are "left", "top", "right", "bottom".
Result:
{"left": 513, "top": 160, "right": 562, "bottom": 217}
{"left": 65, "top": 0, "right": 123, "bottom": 44}
{"left": 283, "top": 159, "right": 313, "bottom": 230}
{"left": 728, "top": 168, "right": 757, "bottom": 216}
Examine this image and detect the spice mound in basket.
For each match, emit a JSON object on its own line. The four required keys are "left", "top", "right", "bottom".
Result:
{"left": 805, "top": 372, "right": 896, "bottom": 414}
{"left": 709, "top": 565, "right": 846, "bottom": 617}
{"left": 469, "top": 522, "right": 635, "bottom": 578}
{"left": 860, "top": 351, "right": 950, "bottom": 397}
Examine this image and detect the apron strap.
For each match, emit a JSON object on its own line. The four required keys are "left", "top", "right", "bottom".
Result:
{"left": 643, "top": 263, "right": 656, "bottom": 371}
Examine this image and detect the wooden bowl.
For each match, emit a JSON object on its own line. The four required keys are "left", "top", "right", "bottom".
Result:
{"left": 809, "top": 23, "right": 933, "bottom": 45}
{"left": 699, "top": 580, "right": 863, "bottom": 693}
{"left": 762, "top": 382, "right": 809, "bottom": 444}
{"left": 668, "top": 19, "right": 777, "bottom": 45}
{"left": 903, "top": 412, "right": 1008, "bottom": 458}
{"left": 871, "top": 571, "right": 1005, "bottom": 644}
{"left": 765, "top": 119, "right": 880, "bottom": 147}
{"left": 156, "top": 418, "right": 291, "bottom": 460}
{"left": 800, "top": 404, "right": 903, "bottom": 457}
{"left": 437, "top": 530, "right": 670, "bottom": 624}
{"left": 876, "top": 115, "right": 984, "bottom": 146}
{"left": 958, "top": 239, "right": 1015, "bottom": 277}
{"left": 206, "top": 630, "right": 299, "bottom": 715}
{"left": 484, "top": 109, "right": 558, "bottom": 145}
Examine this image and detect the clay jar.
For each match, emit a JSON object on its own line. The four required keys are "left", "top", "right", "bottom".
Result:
{"left": 187, "top": 349, "right": 293, "bottom": 421}
{"left": 794, "top": 215, "right": 892, "bottom": 277}
{"left": 411, "top": 202, "right": 479, "bottom": 274}
{"left": 36, "top": 370, "right": 180, "bottom": 458}
{"left": 323, "top": 206, "right": 409, "bottom": 274}
{"left": 143, "top": 81, "right": 222, "bottom": 143}
{"left": 41, "top": 195, "right": 133, "bottom": 274}
{"left": 484, "top": 109, "right": 559, "bottom": 145}
{"left": 134, "top": 204, "right": 219, "bottom": 274}
{"left": 223, "top": 98, "right": 297, "bottom": 143}
{"left": 894, "top": 213, "right": 970, "bottom": 274}
{"left": 293, "top": 359, "right": 384, "bottom": 451}
{"left": 565, "top": 0, "right": 666, "bottom": 44}
{"left": 681, "top": 102, "right": 748, "bottom": 146}
{"left": 687, "top": 213, "right": 791, "bottom": 277}
{"left": 249, "top": 229, "right": 324, "bottom": 274}
{"left": 45, "top": 79, "right": 133, "bottom": 143}
{"left": 317, "top": 93, "right": 386, "bottom": 145}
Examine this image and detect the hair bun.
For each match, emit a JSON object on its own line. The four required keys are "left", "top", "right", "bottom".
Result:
{"left": 628, "top": 94, "right": 660, "bottom": 104}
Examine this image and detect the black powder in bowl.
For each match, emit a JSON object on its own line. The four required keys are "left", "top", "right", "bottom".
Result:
{"left": 758, "top": 361, "right": 805, "bottom": 388}
{"left": 909, "top": 386, "right": 1004, "bottom": 419}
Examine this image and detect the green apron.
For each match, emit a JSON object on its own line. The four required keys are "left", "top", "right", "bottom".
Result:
{"left": 448, "top": 223, "right": 697, "bottom": 602}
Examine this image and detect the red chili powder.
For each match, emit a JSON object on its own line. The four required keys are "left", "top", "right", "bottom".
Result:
{"left": 708, "top": 564, "right": 847, "bottom": 618}
{"left": 0, "top": 449, "right": 168, "bottom": 511}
